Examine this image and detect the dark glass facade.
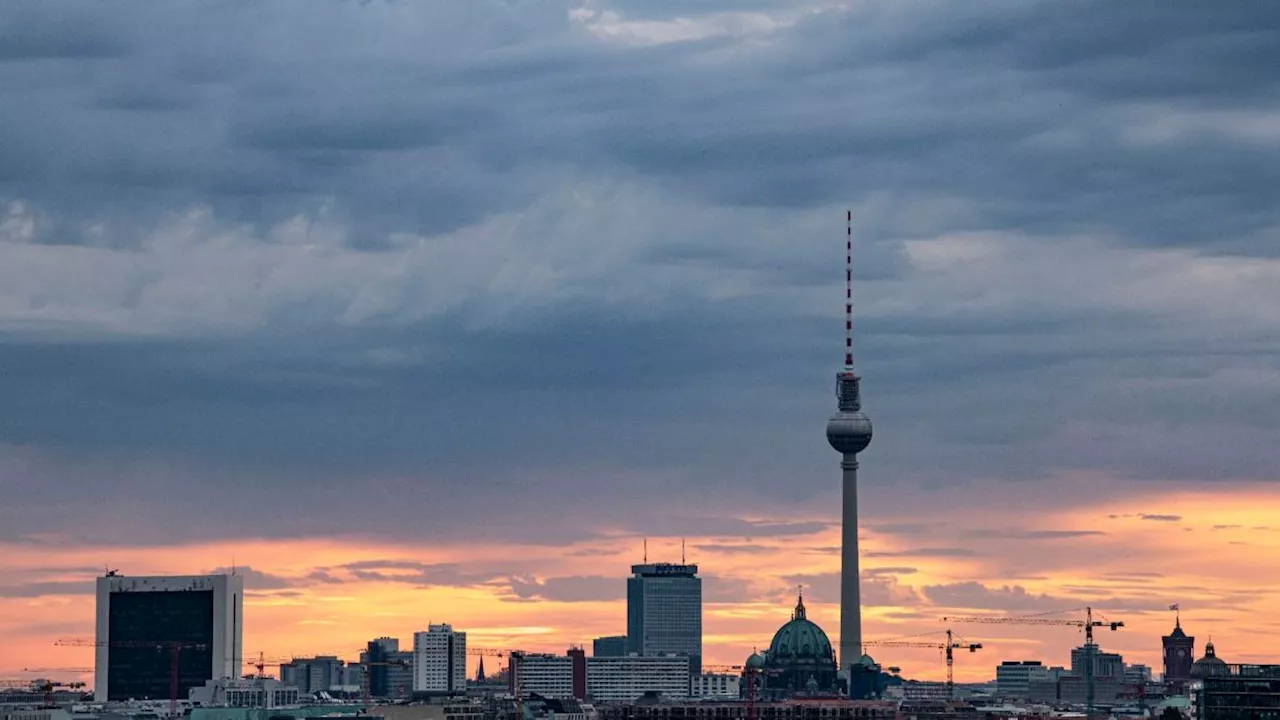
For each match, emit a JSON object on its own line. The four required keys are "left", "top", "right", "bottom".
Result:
{"left": 626, "top": 564, "right": 701, "bottom": 676}
{"left": 594, "top": 636, "right": 628, "bottom": 657}
{"left": 106, "top": 590, "right": 215, "bottom": 701}
{"left": 1193, "top": 666, "right": 1280, "bottom": 720}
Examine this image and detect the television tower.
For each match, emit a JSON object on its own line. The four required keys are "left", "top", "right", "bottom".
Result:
{"left": 826, "top": 210, "right": 873, "bottom": 677}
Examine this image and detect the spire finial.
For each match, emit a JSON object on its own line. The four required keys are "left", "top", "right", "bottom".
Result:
{"left": 845, "top": 210, "right": 854, "bottom": 368}
{"left": 794, "top": 584, "right": 806, "bottom": 620}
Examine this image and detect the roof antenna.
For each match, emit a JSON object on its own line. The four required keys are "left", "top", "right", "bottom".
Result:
{"left": 643, "top": 538, "right": 648, "bottom": 564}
{"left": 845, "top": 210, "right": 854, "bottom": 369}
{"left": 681, "top": 538, "right": 686, "bottom": 564}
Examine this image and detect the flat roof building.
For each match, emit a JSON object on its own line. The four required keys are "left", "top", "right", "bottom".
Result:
{"left": 627, "top": 564, "right": 701, "bottom": 676}
{"left": 94, "top": 572, "right": 244, "bottom": 702}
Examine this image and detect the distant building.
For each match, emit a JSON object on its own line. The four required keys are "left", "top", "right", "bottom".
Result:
{"left": 595, "top": 698, "right": 896, "bottom": 720}
{"left": 1164, "top": 617, "right": 1196, "bottom": 684}
{"left": 511, "top": 650, "right": 686, "bottom": 702}
{"left": 593, "top": 636, "right": 628, "bottom": 658}
{"left": 1190, "top": 664, "right": 1280, "bottom": 720}
{"left": 509, "top": 650, "right": 586, "bottom": 700}
{"left": 94, "top": 572, "right": 244, "bottom": 702}
{"left": 996, "top": 661, "right": 1048, "bottom": 698}
{"left": 280, "top": 656, "right": 345, "bottom": 694}
{"left": 414, "top": 625, "right": 467, "bottom": 693}
{"left": 692, "top": 674, "right": 740, "bottom": 699}
{"left": 1126, "top": 664, "right": 1154, "bottom": 684}
{"left": 627, "top": 564, "right": 702, "bottom": 675}
{"left": 1191, "top": 642, "right": 1229, "bottom": 679}
{"left": 587, "top": 655, "right": 690, "bottom": 702}
{"left": 1071, "top": 646, "right": 1125, "bottom": 680}
{"left": 366, "top": 637, "right": 399, "bottom": 698}
{"left": 189, "top": 677, "right": 299, "bottom": 708}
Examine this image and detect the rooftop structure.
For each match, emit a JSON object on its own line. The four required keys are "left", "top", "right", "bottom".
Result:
{"left": 826, "top": 212, "right": 874, "bottom": 676}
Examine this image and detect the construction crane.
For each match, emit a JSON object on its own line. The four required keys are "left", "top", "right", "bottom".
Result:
{"left": 20, "top": 668, "right": 93, "bottom": 674}
{"left": 864, "top": 629, "right": 981, "bottom": 699}
{"left": 944, "top": 606, "right": 1123, "bottom": 718}
{"left": 54, "top": 638, "right": 209, "bottom": 718}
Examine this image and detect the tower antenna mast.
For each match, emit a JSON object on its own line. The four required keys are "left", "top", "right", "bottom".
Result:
{"left": 845, "top": 210, "right": 854, "bottom": 368}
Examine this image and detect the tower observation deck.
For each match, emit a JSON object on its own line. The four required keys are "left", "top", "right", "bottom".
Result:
{"left": 826, "top": 211, "right": 873, "bottom": 680}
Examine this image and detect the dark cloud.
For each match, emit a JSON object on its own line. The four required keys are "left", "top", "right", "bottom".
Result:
{"left": 507, "top": 576, "right": 621, "bottom": 603}
{"left": 0, "top": 0, "right": 1276, "bottom": 555}
{"left": 924, "top": 582, "right": 1072, "bottom": 613}
{"left": 865, "top": 548, "right": 981, "bottom": 559}
{"left": 206, "top": 566, "right": 295, "bottom": 590}
{"left": 965, "top": 530, "right": 1106, "bottom": 540}
{"left": 1141, "top": 514, "right": 1183, "bottom": 522}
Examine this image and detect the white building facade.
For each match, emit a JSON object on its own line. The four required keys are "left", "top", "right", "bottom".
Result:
{"left": 414, "top": 624, "right": 467, "bottom": 693}
{"left": 586, "top": 656, "right": 689, "bottom": 702}
{"left": 94, "top": 573, "right": 244, "bottom": 702}
{"left": 188, "top": 678, "right": 299, "bottom": 708}
{"left": 995, "top": 661, "right": 1049, "bottom": 699}
{"left": 513, "top": 653, "right": 576, "bottom": 699}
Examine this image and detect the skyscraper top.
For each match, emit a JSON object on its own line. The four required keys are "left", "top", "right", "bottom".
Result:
{"left": 631, "top": 563, "right": 698, "bottom": 576}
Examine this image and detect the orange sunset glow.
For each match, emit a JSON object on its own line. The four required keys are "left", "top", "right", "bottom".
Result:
{"left": 6, "top": 482, "right": 1280, "bottom": 684}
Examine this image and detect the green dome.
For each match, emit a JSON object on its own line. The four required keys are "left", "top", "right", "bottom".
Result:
{"left": 767, "top": 594, "right": 834, "bottom": 660}
{"left": 746, "top": 652, "right": 766, "bottom": 670}
{"left": 858, "top": 653, "right": 877, "bottom": 667}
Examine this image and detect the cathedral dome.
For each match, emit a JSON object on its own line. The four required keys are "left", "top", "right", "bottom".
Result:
{"left": 1192, "top": 641, "right": 1229, "bottom": 677}
{"left": 767, "top": 593, "right": 835, "bottom": 660}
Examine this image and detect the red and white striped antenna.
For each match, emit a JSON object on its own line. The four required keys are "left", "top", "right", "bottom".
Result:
{"left": 845, "top": 210, "right": 854, "bottom": 369}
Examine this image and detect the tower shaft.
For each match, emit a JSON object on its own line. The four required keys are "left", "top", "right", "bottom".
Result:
{"left": 840, "top": 454, "right": 861, "bottom": 675}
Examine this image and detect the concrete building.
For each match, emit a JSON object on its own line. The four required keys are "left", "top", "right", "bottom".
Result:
{"left": 414, "top": 624, "right": 467, "bottom": 693}
{"left": 692, "top": 674, "right": 740, "bottom": 699}
{"left": 593, "top": 637, "right": 628, "bottom": 658}
{"left": 189, "top": 678, "right": 299, "bottom": 708}
{"left": 825, "top": 212, "right": 875, "bottom": 677}
{"left": 94, "top": 572, "right": 244, "bottom": 702}
{"left": 586, "top": 655, "right": 690, "bottom": 703}
{"left": 627, "top": 564, "right": 702, "bottom": 675}
{"left": 509, "top": 650, "right": 587, "bottom": 700}
{"left": 996, "top": 662, "right": 1049, "bottom": 699}
{"left": 1125, "top": 664, "right": 1153, "bottom": 684}
{"left": 279, "top": 656, "right": 345, "bottom": 694}
{"left": 375, "top": 700, "right": 488, "bottom": 720}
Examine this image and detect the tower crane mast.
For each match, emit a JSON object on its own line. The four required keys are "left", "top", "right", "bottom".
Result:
{"left": 944, "top": 606, "right": 1123, "bottom": 718}
{"left": 864, "top": 629, "right": 981, "bottom": 699}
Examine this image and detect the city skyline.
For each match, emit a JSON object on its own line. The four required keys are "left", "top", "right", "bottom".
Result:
{"left": 2, "top": 0, "right": 1279, "bottom": 697}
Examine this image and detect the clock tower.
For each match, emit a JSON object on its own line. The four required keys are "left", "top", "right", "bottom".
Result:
{"left": 1162, "top": 614, "right": 1195, "bottom": 684}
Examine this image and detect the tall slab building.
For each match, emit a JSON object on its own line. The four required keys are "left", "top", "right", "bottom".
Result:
{"left": 412, "top": 624, "right": 466, "bottom": 693}
{"left": 626, "top": 563, "right": 701, "bottom": 675}
{"left": 94, "top": 572, "right": 244, "bottom": 702}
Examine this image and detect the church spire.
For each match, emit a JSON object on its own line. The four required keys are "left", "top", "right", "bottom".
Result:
{"left": 794, "top": 585, "right": 807, "bottom": 620}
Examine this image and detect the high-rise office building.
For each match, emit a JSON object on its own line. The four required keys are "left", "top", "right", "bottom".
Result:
{"left": 626, "top": 563, "right": 702, "bottom": 675}
{"left": 94, "top": 572, "right": 244, "bottom": 702}
{"left": 593, "top": 636, "right": 627, "bottom": 657}
{"left": 413, "top": 624, "right": 466, "bottom": 693}
{"left": 996, "top": 661, "right": 1048, "bottom": 698}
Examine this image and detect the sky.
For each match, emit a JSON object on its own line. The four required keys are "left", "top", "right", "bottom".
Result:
{"left": 2, "top": 0, "right": 1280, "bottom": 686}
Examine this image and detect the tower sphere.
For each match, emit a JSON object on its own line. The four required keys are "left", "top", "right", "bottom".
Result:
{"left": 827, "top": 410, "right": 872, "bottom": 455}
